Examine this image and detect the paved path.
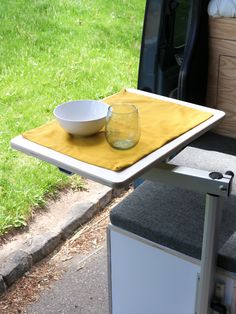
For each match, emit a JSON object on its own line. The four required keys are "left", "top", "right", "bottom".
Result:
{"left": 25, "top": 245, "right": 109, "bottom": 314}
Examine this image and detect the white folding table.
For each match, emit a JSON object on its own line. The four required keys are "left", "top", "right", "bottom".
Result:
{"left": 11, "top": 89, "right": 233, "bottom": 314}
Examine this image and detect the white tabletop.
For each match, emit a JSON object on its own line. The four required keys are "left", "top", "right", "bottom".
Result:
{"left": 11, "top": 89, "right": 225, "bottom": 188}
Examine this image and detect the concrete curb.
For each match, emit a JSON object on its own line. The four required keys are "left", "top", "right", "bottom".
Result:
{"left": 0, "top": 186, "right": 124, "bottom": 295}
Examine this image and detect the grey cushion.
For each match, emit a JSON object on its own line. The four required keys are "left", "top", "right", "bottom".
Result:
{"left": 110, "top": 132, "right": 236, "bottom": 273}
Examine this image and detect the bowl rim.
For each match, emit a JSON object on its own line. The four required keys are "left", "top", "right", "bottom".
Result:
{"left": 53, "top": 100, "right": 108, "bottom": 123}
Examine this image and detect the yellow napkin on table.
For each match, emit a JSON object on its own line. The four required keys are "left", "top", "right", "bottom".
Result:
{"left": 23, "top": 89, "right": 213, "bottom": 171}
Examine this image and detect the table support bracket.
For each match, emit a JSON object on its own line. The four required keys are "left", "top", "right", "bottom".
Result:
{"left": 141, "top": 162, "right": 233, "bottom": 197}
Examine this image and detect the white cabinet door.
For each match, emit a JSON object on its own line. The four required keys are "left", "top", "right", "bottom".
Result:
{"left": 110, "top": 229, "right": 200, "bottom": 314}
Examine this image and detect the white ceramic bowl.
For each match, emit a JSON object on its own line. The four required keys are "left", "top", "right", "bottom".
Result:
{"left": 53, "top": 100, "right": 108, "bottom": 136}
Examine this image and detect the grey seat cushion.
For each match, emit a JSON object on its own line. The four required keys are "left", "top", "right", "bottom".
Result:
{"left": 110, "top": 132, "right": 236, "bottom": 273}
{"left": 110, "top": 181, "right": 236, "bottom": 272}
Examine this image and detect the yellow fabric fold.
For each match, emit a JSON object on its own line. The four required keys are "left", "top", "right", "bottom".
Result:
{"left": 22, "top": 89, "right": 213, "bottom": 171}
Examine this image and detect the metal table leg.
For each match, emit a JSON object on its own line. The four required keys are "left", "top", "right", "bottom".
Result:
{"left": 197, "top": 194, "right": 223, "bottom": 314}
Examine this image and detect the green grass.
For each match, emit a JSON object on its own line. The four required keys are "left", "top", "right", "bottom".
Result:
{"left": 0, "top": 0, "right": 145, "bottom": 234}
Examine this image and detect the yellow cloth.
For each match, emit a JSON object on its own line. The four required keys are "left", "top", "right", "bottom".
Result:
{"left": 23, "top": 89, "right": 212, "bottom": 171}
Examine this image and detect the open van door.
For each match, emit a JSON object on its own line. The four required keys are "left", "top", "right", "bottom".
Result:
{"left": 138, "top": 0, "right": 210, "bottom": 105}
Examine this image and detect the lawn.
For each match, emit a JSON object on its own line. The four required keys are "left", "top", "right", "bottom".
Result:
{"left": 0, "top": 0, "right": 145, "bottom": 234}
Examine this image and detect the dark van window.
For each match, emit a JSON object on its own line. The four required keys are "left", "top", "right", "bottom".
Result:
{"left": 174, "top": 0, "right": 190, "bottom": 48}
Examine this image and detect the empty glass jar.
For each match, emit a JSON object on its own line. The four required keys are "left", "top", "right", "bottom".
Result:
{"left": 105, "top": 103, "right": 141, "bottom": 150}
